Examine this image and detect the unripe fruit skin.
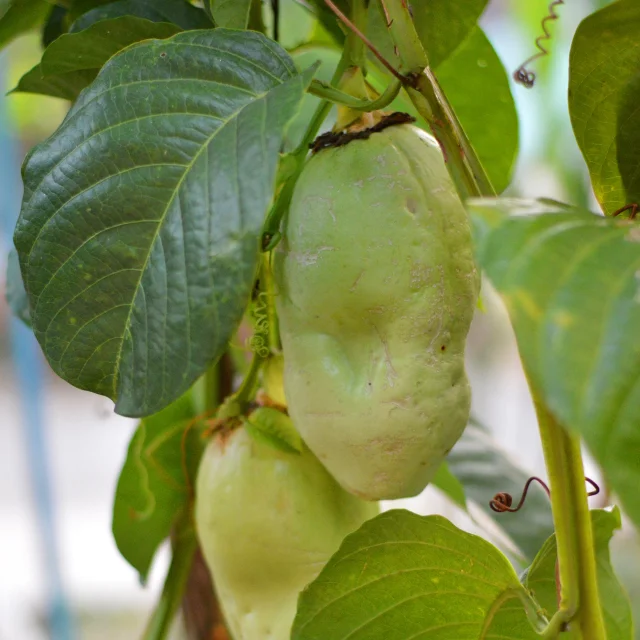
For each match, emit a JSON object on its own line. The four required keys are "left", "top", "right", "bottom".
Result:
{"left": 274, "top": 123, "right": 479, "bottom": 500}
{"left": 195, "top": 428, "right": 378, "bottom": 640}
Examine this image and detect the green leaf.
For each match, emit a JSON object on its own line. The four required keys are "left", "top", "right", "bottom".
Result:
{"left": 305, "top": 0, "right": 348, "bottom": 44}
{"left": 0, "top": 0, "right": 50, "bottom": 50}
{"left": 66, "top": 0, "right": 115, "bottom": 24}
{"left": 431, "top": 461, "right": 467, "bottom": 510}
{"left": 277, "top": 0, "right": 316, "bottom": 51}
{"left": 367, "top": 0, "right": 489, "bottom": 72}
{"left": 244, "top": 407, "right": 303, "bottom": 454}
{"left": 292, "top": 510, "right": 539, "bottom": 640}
{"left": 70, "top": 0, "right": 212, "bottom": 32}
{"left": 208, "top": 0, "right": 251, "bottom": 29}
{"left": 13, "top": 65, "right": 97, "bottom": 101}
{"left": 42, "top": 4, "right": 68, "bottom": 47}
{"left": 467, "top": 198, "right": 640, "bottom": 529}
{"left": 112, "top": 391, "right": 198, "bottom": 580}
{"left": 367, "top": 27, "right": 518, "bottom": 194}
{"left": 436, "top": 27, "right": 518, "bottom": 193}
{"left": 5, "top": 248, "right": 31, "bottom": 326}
{"left": 14, "top": 30, "right": 315, "bottom": 417}
{"left": 44, "top": 16, "right": 180, "bottom": 75}
{"left": 525, "top": 508, "right": 633, "bottom": 639}
{"left": 14, "top": 16, "right": 181, "bottom": 101}
{"left": 569, "top": 0, "right": 640, "bottom": 215}
{"left": 449, "top": 420, "right": 554, "bottom": 562}
{"left": 411, "top": 0, "right": 489, "bottom": 69}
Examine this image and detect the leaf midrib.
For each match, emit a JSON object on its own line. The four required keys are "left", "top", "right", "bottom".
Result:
{"left": 110, "top": 85, "right": 275, "bottom": 399}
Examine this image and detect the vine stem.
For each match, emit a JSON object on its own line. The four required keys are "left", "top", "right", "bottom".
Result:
{"left": 565, "top": 431, "right": 606, "bottom": 638}
{"left": 143, "top": 520, "right": 197, "bottom": 640}
{"left": 407, "top": 71, "right": 495, "bottom": 199}
{"left": 261, "top": 254, "right": 280, "bottom": 351}
{"left": 533, "top": 394, "right": 606, "bottom": 639}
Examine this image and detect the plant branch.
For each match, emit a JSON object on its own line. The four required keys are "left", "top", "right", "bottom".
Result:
{"left": 143, "top": 520, "right": 197, "bottom": 640}
{"left": 345, "top": 0, "right": 367, "bottom": 69}
{"left": 565, "top": 433, "right": 606, "bottom": 638}
{"left": 407, "top": 70, "right": 496, "bottom": 199}
{"left": 535, "top": 397, "right": 580, "bottom": 626}
{"left": 261, "top": 254, "right": 280, "bottom": 351}
{"left": 533, "top": 394, "right": 606, "bottom": 640}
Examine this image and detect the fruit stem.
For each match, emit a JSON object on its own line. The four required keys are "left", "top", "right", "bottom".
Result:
{"left": 143, "top": 519, "right": 197, "bottom": 640}
{"left": 334, "top": 0, "right": 374, "bottom": 129}
{"left": 345, "top": 0, "right": 368, "bottom": 70}
{"left": 308, "top": 77, "right": 401, "bottom": 111}
{"left": 533, "top": 392, "right": 606, "bottom": 639}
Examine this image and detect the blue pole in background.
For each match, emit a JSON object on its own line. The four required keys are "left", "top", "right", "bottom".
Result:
{"left": 0, "top": 55, "right": 76, "bottom": 640}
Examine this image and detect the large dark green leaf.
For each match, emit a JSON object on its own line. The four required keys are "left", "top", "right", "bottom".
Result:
{"left": 14, "top": 16, "right": 181, "bottom": 101}
{"left": 14, "top": 29, "right": 314, "bottom": 417}
{"left": 292, "top": 510, "right": 539, "bottom": 640}
{"left": 112, "top": 391, "right": 199, "bottom": 580}
{"left": 569, "top": 0, "right": 640, "bottom": 215}
{"left": 6, "top": 248, "right": 31, "bottom": 326}
{"left": 0, "top": 0, "right": 50, "bottom": 50}
{"left": 367, "top": 27, "right": 518, "bottom": 194}
{"left": 449, "top": 420, "right": 554, "bottom": 562}
{"left": 367, "top": 0, "right": 488, "bottom": 72}
{"left": 70, "top": 0, "right": 211, "bottom": 32}
{"left": 468, "top": 198, "right": 640, "bottom": 529}
{"left": 207, "top": 0, "right": 251, "bottom": 29}
{"left": 525, "top": 508, "right": 633, "bottom": 639}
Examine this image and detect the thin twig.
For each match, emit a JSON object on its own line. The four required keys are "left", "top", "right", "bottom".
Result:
{"left": 323, "top": 0, "right": 404, "bottom": 81}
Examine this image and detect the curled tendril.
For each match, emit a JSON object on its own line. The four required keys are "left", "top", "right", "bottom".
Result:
{"left": 489, "top": 476, "right": 600, "bottom": 513}
{"left": 612, "top": 203, "right": 638, "bottom": 220}
{"left": 513, "top": 0, "right": 564, "bottom": 88}
{"left": 248, "top": 291, "right": 271, "bottom": 358}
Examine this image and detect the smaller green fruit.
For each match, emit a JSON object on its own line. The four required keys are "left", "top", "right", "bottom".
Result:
{"left": 195, "top": 424, "right": 378, "bottom": 640}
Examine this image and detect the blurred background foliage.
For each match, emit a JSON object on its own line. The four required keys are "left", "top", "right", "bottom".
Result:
{"left": 1, "top": 0, "right": 638, "bottom": 639}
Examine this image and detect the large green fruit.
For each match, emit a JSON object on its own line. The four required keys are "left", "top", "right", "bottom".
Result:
{"left": 274, "top": 121, "right": 479, "bottom": 500}
{"left": 195, "top": 425, "right": 378, "bottom": 640}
